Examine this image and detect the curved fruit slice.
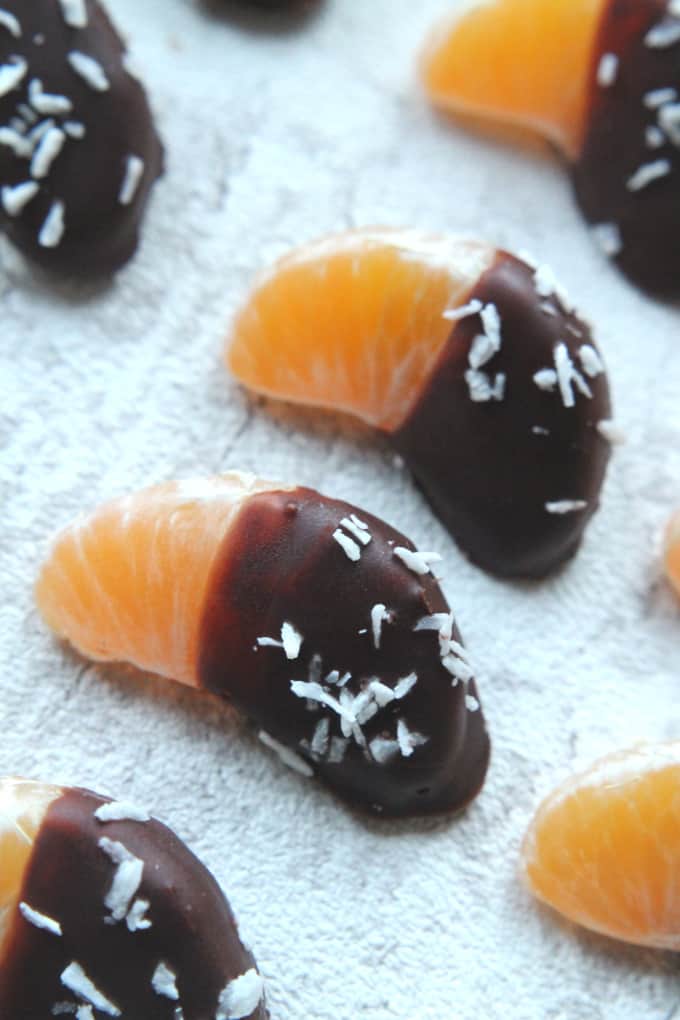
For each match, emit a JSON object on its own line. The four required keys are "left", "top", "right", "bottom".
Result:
{"left": 36, "top": 472, "right": 490, "bottom": 818}
{"left": 522, "top": 744, "right": 680, "bottom": 949}
{"left": 0, "top": 0, "right": 163, "bottom": 276}
{"left": 664, "top": 508, "right": 680, "bottom": 597}
{"left": 420, "top": 0, "right": 680, "bottom": 297}
{"left": 0, "top": 777, "right": 266, "bottom": 1018}
{"left": 226, "top": 229, "right": 613, "bottom": 578}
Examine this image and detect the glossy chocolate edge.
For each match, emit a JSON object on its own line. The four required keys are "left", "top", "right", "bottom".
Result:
{"left": 0, "top": 786, "right": 266, "bottom": 1020}
{"left": 392, "top": 252, "right": 612, "bottom": 579}
{"left": 573, "top": 0, "right": 680, "bottom": 296}
{"left": 0, "top": 0, "right": 164, "bottom": 276}
{"left": 197, "top": 487, "right": 490, "bottom": 817}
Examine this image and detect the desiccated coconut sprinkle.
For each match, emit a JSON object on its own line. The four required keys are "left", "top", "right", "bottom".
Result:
{"left": 151, "top": 962, "right": 180, "bottom": 1001}
{"left": 442, "top": 297, "right": 483, "bottom": 322}
{"left": 545, "top": 500, "right": 588, "bottom": 514}
{"left": 645, "top": 20, "right": 680, "bottom": 48}
{"left": 393, "top": 547, "right": 442, "bottom": 575}
{"left": 118, "top": 154, "right": 144, "bottom": 205}
{"left": 19, "top": 901, "right": 63, "bottom": 936}
{"left": 1, "top": 179, "right": 37, "bottom": 215}
{"left": 98, "top": 838, "right": 144, "bottom": 924}
{"left": 370, "top": 603, "right": 390, "bottom": 649}
{"left": 257, "top": 622, "right": 303, "bottom": 660}
{"left": 38, "top": 200, "right": 65, "bottom": 248}
{"left": 597, "top": 52, "right": 619, "bottom": 87}
{"left": 216, "top": 969, "right": 265, "bottom": 1020}
{"left": 94, "top": 801, "right": 151, "bottom": 824}
{"left": 60, "top": 963, "right": 120, "bottom": 1017}
{"left": 627, "top": 159, "right": 671, "bottom": 191}
{"left": 258, "top": 730, "right": 314, "bottom": 777}
{"left": 0, "top": 10, "right": 20, "bottom": 38}
{"left": 591, "top": 223, "right": 622, "bottom": 257}
{"left": 58, "top": 0, "right": 88, "bottom": 29}
{"left": 67, "top": 51, "right": 109, "bottom": 91}
{"left": 0, "top": 56, "right": 27, "bottom": 97}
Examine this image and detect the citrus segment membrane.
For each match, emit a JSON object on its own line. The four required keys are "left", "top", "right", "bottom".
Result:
{"left": 227, "top": 228, "right": 494, "bottom": 432}
{"left": 522, "top": 744, "right": 680, "bottom": 949}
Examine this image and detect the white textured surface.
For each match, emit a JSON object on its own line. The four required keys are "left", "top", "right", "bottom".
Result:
{"left": 1, "top": 0, "right": 680, "bottom": 1017}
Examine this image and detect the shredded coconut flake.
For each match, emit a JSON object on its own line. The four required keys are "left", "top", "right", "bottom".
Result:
{"left": 29, "top": 78, "right": 72, "bottom": 115}
{"left": 644, "top": 86, "right": 678, "bottom": 108}
{"left": 328, "top": 736, "right": 348, "bottom": 763}
{"left": 597, "top": 52, "right": 618, "bottom": 87}
{"left": 533, "top": 368, "right": 558, "bottom": 392}
{"left": 152, "top": 962, "right": 180, "bottom": 1001}
{"left": 95, "top": 801, "right": 151, "bottom": 824}
{"left": 645, "top": 20, "right": 680, "bottom": 47}
{"left": 98, "top": 838, "right": 144, "bottom": 922}
{"left": 64, "top": 119, "right": 86, "bottom": 139}
{"left": 0, "top": 10, "right": 21, "bottom": 37}
{"left": 68, "top": 51, "right": 109, "bottom": 91}
{"left": 370, "top": 603, "right": 389, "bottom": 649}
{"left": 369, "top": 736, "right": 400, "bottom": 764}
{"left": 465, "top": 695, "right": 480, "bottom": 713}
{"left": 396, "top": 719, "right": 428, "bottom": 758}
{"left": 627, "top": 159, "right": 671, "bottom": 191}
{"left": 532, "top": 425, "right": 550, "bottom": 436}
{"left": 646, "top": 124, "right": 666, "bottom": 148}
{"left": 280, "top": 621, "right": 303, "bottom": 660}
{"left": 533, "top": 264, "right": 572, "bottom": 310}
{"left": 30, "top": 125, "right": 66, "bottom": 178}
{"left": 597, "top": 419, "right": 626, "bottom": 444}
{"left": 0, "top": 56, "right": 27, "bottom": 97}
{"left": 442, "top": 297, "right": 483, "bottom": 322}
{"left": 464, "top": 368, "right": 506, "bottom": 402}
{"left": 441, "top": 652, "right": 474, "bottom": 684}
{"left": 368, "top": 679, "right": 396, "bottom": 707}
{"left": 119, "top": 154, "right": 145, "bottom": 205}
{"left": 19, "top": 901, "right": 62, "bottom": 936}
{"left": 393, "top": 547, "right": 442, "bottom": 575}
{"left": 394, "top": 673, "right": 418, "bottom": 699}
{"left": 332, "top": 528, "right": 361, "bottom": 562}
{"left": 0, "top": 125, "right": 33, "bottom": 156}
{"left": 340, "top": 516, "right": 371, "bottom": 546}
{"left": 1, "top": 180, "right": 38, "bottom": 216}
{"left": 658, "top": 102, "right": 680, "bottom": 146}
{"left": 60, "top": 963, "right": 120, "bottom": 1017}
{"left": 545, "top": 500, "right": 588, "bottom": 514}
{"left": 126, "top": 898, "right": 151, "bottom": 931}
{"left": 592, "top": 222, "right": 622, "bottom": 257}
{"left": 258, "top": 730, "right": 313, "bottom": 777}
{"left": 216, "top": 969, "right": 265, "bottom": 1020}
{"left": 59, "top": 0, "right": 88, "bottom": 28}
{"left": 578, "top": 345, "right": 605, "bottom": 377}
{"left": 38, "top": 200, "right": 65, "bottom": 248}
{"left": 310, "top": 717, "right": 330, "bottom": 758}
{"left": 468, "top": 302, "right": 502, "bottom": 369}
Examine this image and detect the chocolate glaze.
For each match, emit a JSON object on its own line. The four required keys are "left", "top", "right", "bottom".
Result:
{"left": 573, "top": 0, "right": 680, "bottom": 296}
{"left": 0, "top": 0, "right": 163, "bottom": 276}
{"left": 0, "top": 787, "right": 266, "bottom": 1020}
{"left": 393, "top": 253, "right": 612, "bottom": 579}
{"left": 198, "top": 488, "right": 490, "bottom": 817}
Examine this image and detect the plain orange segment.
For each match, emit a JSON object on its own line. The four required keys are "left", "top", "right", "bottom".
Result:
{"left": 522, "top": 745, "right": 680, "bottom": 949}
{"left": 420, "top": 0, "right": 605, "bottom": 159}
{"left": 34, "top": 473, "right": 277, "bottom": 687}
{"left": 0, "top": 779, "right": 60, "bottom": 950}
{"left": 227, "top": 229, "right": 495, "bottom": 433}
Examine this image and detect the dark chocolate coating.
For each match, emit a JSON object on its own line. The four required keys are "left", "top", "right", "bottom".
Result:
{"left": 199, "top": 488, "right": 490, "bottom": 817}
{"left": 573, "top": 0, "right": 680, "bottom": 296}
{"left": 0, "top": 0, "right": 163, "bottom": 276}
{"left": 0, "top": 786, "right": 266, "bottom": 1020}
{"left": 393, "top": 253, "right": 612, "bottom": 579}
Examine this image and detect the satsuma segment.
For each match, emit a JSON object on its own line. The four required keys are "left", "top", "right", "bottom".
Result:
{"left": 34, "top": 472, "right": 278, "bottom": 687}
{"left": 664, "top": 511, "right": 680, "bottom": 599}
{"left": 419, "top": 0, "right": 604, "bottom": 159}
{"left": 522, "top": 744, "right": 680, "bottom": 949}
{"left": 227, "top": 228, "right": 494, "bottom": 432}
{"left": 0, "top": 778, "right": 59, "bottom": 947}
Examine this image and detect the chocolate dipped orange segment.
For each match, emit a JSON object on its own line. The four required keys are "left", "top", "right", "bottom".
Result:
{"left": 0, "top": 778, "right": 267, "bottom": 1018}
{"left": 522, "top": 744, "right": 680, "bottom": 950}
{"left": 420, "top": 0, "right": 680, "bottom": 296}
{"left": 36, "top": 473, "right": 490, "bottom": 817}
{"left": 226, "top": 231, "right": 614, "bottom": 578}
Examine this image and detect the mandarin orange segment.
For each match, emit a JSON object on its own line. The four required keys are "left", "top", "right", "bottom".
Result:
{"left": 522, "top": 744, "right": 680, "bottom": 949}
{"left": 34, "top": 472, "right": 276, "bottom": 687}
{"left": 227, "top": 228, "right": 494, "bottom": 432}
{"left": 0, "top": 778, "right": 59, "bottom": 946}
{"left": 664, "top": 510, "right": 680, "bottom": 599}
{"left": 419, "top": 0, "right": 604, "bottom": 158}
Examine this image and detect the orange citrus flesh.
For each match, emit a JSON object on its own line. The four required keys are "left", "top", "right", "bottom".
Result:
{"left": 664, "top": 510, "right": 680, "bottom": 598}
{"left": 420, "top": 0, "right": 605, "bottom": 159}
{"left": 227, "top": 228, "right": 495, "bottom": 433}
{"left": 522, "top": 744, "right": 680, "bottom": 949}
{"left": 35, "top": 473, "right": 280, "bottom": 688}
{"left": 0, "top": 778, "right": 60, "bottom": 949}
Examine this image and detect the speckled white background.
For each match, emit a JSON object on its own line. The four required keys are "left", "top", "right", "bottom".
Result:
{"left": 1, "top": 0, "right": 680, "bottom": 1016}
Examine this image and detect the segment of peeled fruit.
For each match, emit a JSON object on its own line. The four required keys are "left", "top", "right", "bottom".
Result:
{"left": 226, "top": 229, "right": 613, "bottom": 579}
{"left": 35, "top": 472, "right": 490, "bottom": 817}
{"left": 0, "top": 778, "right": 266, "bottom": 1019}
{"left": 420, "top": 0, "right": 680, "bottom": 297}
{"left": 522, "top": 744, "right": 680, "bottom": 949}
